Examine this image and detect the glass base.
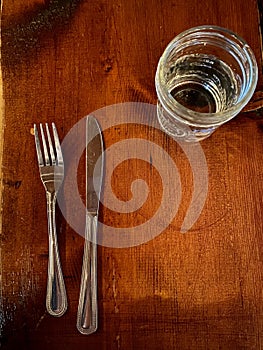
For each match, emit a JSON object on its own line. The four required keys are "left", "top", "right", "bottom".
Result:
{"left": 157, "top": 103, "right": 216, "bottom": 142}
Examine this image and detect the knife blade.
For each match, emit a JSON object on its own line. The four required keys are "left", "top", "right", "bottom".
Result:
{"left": 76, "top": 115, "right": 104, "bottom": 335}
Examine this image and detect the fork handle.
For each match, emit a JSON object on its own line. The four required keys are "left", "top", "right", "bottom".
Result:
{"left": 76, "top": 214, "right": 98, "bottom": 335}
{"left": 46, "top": 194, "right": 68, "bottom": 317}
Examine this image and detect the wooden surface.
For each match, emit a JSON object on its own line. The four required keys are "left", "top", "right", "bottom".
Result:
{"left": 1, "top": 0, "right": 263, "bottom": 349}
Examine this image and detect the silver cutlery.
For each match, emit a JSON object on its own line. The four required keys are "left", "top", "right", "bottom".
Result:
{"left": 34, "top": 123, "right": 68, "bottom": 317}
{"left": 76, "top": 116, "right": 104, "bottom": 334}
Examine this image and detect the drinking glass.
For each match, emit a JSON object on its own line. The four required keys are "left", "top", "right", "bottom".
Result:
{"left": 155, "top": 25, "right": 258, "bottom": 142}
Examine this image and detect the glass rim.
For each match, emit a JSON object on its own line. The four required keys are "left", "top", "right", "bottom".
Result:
{"left": 155, "top": 25, "right": 258, "bottom": 126}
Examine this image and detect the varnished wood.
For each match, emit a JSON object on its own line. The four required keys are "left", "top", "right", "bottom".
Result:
{"left": 1, "top": 0, "right": 263, "bottom": 349}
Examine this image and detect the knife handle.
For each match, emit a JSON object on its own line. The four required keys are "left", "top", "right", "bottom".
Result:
{"left": 77, "top": 214, "right": 98, "bottom": 335}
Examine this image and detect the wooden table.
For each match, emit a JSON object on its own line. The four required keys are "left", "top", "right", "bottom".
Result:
{"left": 1, "top": 1, "right": 263, "bottom": 349}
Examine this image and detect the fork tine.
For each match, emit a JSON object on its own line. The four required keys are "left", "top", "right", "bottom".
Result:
{"left": 40, "top": 123, "right": 50, "bottom": 166}
{"left": 46, "top": 123, "right": 56, "bottom": 165}
{"left": 52, "top": 123, "right": 63, "bottom": 165}
{"left": 34, "top": 124, "right": 44, "bottom": 166}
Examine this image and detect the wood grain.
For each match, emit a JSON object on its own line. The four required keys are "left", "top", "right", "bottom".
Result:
{"left": 1, "top": 0, "right": 263, "bottom": 349}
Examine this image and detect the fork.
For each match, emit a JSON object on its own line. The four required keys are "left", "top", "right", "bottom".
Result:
{"left": 34, "top": 123, "right": 68, "bottom": 317}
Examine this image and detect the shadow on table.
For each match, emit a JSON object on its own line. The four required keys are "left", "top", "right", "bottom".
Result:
{"left": 101, "top": 295, "right": 260, "bottom": 350}
{"left": 1, "top": 294, "right": 260, "bottom": 350}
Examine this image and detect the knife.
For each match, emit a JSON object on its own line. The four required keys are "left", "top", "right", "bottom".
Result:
{"left": 76, "top": 115, "right": 104, "bottom": 335}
